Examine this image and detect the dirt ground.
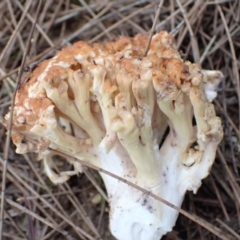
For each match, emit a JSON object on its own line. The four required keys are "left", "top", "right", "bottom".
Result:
{"left": 0, "top": 0, "right": 239, "bottom": 239}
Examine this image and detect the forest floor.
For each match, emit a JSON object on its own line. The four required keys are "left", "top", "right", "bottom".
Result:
{"left": 0, "top": 0, "right": 239, "bottom": 239}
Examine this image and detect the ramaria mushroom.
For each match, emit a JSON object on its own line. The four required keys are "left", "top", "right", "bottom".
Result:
{"left": 6, "top": 31, "right": 223, "bottom": 240}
